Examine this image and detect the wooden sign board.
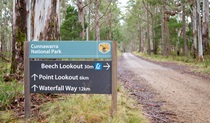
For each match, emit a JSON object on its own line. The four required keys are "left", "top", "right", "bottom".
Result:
{"left": 24, "top": 41, "right": 117, "bottom": 118}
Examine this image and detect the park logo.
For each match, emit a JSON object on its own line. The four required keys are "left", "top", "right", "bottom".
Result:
{"left": 99, "top": 43, "right": 110, "bottom": 54}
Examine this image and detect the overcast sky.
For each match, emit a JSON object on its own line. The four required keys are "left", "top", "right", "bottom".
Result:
{"left": 118, "top": 0, "right": 129, "bottom": 24}
{"left": 118, "top": 0, "right": 128, "bottom": 14}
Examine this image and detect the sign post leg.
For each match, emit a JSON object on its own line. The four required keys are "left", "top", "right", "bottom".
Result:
{"left": 24, "top": 41, "right": 31, "bottom": 118}
{"left": 112, "top": 41, "right": 117, "bottom": 116}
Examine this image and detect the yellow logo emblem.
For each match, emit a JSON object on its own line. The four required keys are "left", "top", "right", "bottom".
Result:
{"left": 99, "top": 43, "right": 111, "bottom": 54}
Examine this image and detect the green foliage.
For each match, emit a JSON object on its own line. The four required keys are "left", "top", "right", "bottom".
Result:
{"left": 60, "top": 5, "right": 82, "bottom": 40}
{"left": 0, "top": 80, "right": 23, "bottom": 110}
{"left": 0, "top": 60, "right": 23, "bottom": 111}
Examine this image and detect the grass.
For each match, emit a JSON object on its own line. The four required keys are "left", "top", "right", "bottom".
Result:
{"left": 133, "top": 51, "right": 210, "bottom": 74}
{"left": 0, "top": 60, "right": 24, "bottom": 111}
{"left": 28, "top": 85, "right": 148, "bottom": 123}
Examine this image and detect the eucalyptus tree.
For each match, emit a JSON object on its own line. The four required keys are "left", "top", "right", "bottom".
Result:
{"left": 10, "top": 0, "right": 60, "bottom": 75}
{"left": 197, "top": 0, "right": 203, "bottom": 61}
{"left": 202, "top": 0, "right": 209, "bottom": 55}
{"left": 182, "top": 0, "right": 188, "bottom": 56}
{"left": 191, "top": 0, "right": 197, "bottom": 58}
{"left": 99, "top": 0, "right": 120, "bottom": 40}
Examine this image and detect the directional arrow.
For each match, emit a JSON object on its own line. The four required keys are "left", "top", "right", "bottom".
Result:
{"left": 31, "top": 85, "right": 38, "bottom": 92}
{"left": 31, "top": 74, "right": 38, "bottom": 81}
{"left": 103, "top": 63, "right": 110, "bottom": 70}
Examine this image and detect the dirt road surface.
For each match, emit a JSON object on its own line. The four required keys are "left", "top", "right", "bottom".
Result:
{"left": 120, "top": 53, "right": 210, "bottom": 123}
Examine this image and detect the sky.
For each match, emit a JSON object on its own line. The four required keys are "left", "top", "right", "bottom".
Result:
{"left": 118, "top": 0, "right": 129, "bottom": 24}
{"left": 118, "top": 0, "right": 129, "bottom": 14}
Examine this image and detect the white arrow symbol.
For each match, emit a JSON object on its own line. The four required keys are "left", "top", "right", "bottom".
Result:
{"left": 103, "top": 63, "right": 110, "bottom": 70}
{"left": 31, "top": 85, "right": 38, "bottom": 92}
{"left": 31, "top": 74, "right": 38, "bottom": 81}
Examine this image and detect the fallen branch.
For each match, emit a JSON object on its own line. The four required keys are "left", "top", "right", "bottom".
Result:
{"left": 0, "top": 53, "right": 10, "bottom": 62}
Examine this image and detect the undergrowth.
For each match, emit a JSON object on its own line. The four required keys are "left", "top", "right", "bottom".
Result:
{"left": 0, "top": 60, "right": 23, "bottom": 111}
{"left": 34, "top": 86, "right": 148, "bottom": 123}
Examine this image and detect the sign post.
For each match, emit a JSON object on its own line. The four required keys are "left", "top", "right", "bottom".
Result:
{"left": 24, "top": 41, "right": 117, "bottom": 118}
{"left": 24, "top": 41, "right": 31, "bottom": 118}
{"left": 112, "top": 41, "right": 117, "bottom": 116}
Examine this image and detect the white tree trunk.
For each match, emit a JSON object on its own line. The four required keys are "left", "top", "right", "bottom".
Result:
{"left": 77, "top": 0, "right": 85, "bottom": 39}
{"left": 146, "top": 3, "right": 151, "bottom": 54}
{"left": 11, "top": 0, "right": 27, "bottom": 74}
{"left": 27, "top": 0, "right": 31, "bottom": 41}
{"left": 95, "top": 0, "right": 100, "bottom": 41}
{"left": 202, "top": 0, "right": 209, "bottom": 53}
{"left": 192, "top": 0, "right": 197, "bottom": 58}
{"left": 161, "top": 6, "right": 165, "bottom": 55}
{"left": 197, "top": 0, "right": 204, "bottom": 61}
{"left": 0, "top": 8, "right": 1, "bottom": 51}
{"left": 32, "top": 0, "right": 60, "bottom": 40}
{"left": 182, "top": 4, "right": 188, "bottom": 56}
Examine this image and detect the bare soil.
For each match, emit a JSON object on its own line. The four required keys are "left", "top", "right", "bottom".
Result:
{"left": 118, "top": 53, "right": 210, "bottom": 123}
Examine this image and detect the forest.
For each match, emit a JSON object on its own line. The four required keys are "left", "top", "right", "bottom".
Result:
{"left": 0, "top": 0, "right": 209, "bottom": 122}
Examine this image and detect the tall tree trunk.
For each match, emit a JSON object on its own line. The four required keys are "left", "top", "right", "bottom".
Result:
{"left": 77, "top": 0, "right": 85, "bottom": 39}
{"left": 87, "top": 0, "right": 91, "bottom": 40}
{"left": 32, "top": 0, "right": 60, "bottom": 40}
{"left": 165, "top": 16, "right": 170, "bottom": 56}
{"left": 202, "top": 0, "right": 209, "bottom": 54}
{"left": 10, "top": 0, "right": 60, "bottom": 75}
{"left": 0, "top": 5, "right": 2, "bottom": 52}
{"left": 192, "top": 0, "right": 197, "bottom": 59}
{"left": 3, "top": 0, "right": 7, "bottom": 52}
{"left": 138, "top": 23, "right": 142, "bottom": 52}
{"left": 197, "top": 0, "right": 204, "bottom": 61}
{"left": 146, "top": 3, "right": 151, "bottom": 54}
{"left": 161, "top": 5, "right": 165, "bottom": 56}
{"left": 108, "top": 13, "right": 112, "bottom": 40}
{"left": 27, "top": 0, "right": 31, "bottom": 41}
{"left": 95, "top": 0, "right": 100, "bottom": 41}
{"left": 10, "top": 0, "right": 27, "bottom": 74}
{"left": 182, "top": 4, "right": 188, "bottom": 56}
{"left": 153, "top": 7, "right": 158, "bottom": 54}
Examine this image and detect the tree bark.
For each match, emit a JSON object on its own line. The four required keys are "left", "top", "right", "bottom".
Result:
{"left": 95, "top": 0, "right": 100, "bottom": 41}
{"left": 146, "top": 3, "right": 151, "bottom": 54}
{"left": 197, "top": 0, "right": 204, "bottom": 61}
{"left": 10, "top": 0, "right": 27, "bottom": 74}
{"left": 165, "top": 15, "right": 170, "bottom": 56}
{"left": 77, "top": 0, "right": 85, "bottom": 39}
{"left": 153, "top": 7, "right": 158, "bottom": 54}
{"left": 192, "top": 0, "right": 197, "bottom": 59}
{"left": 182, "top": 3, "right": 188, "bottom": 56}
{"left": 31, "top": 0, "right": 60, "bottom": 40}
{"left": 2, "top": 0, "right": 8, "bottom": 52}
{"left": 10, "top": 0, "right": 60, "bottom": 75}
{"left": 202, "top": 0, "right": 209, "bottom": 54}
{"left": 0, "top": 4, "right": 2, "bottom": 52}
{"left": 161, "top": 5, "right": 165, "bottom": 56}
{"left": 138, "top": 23, "right": 142, "bottom": 52}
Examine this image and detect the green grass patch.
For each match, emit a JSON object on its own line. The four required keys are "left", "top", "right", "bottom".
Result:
{"left": 133, "top": 51, "right": 210, "bottom": 74}
{"left": 0, "top": 85, "right": 148, "bottom": 123}
{"left": 0, "top": 60, "right": 24, "bottom": 111}
{"left": 34, "top": 86, "right": 148, "bottom": 123}
{"left": 0, "top": 80, "right": 24, "bottom": 111}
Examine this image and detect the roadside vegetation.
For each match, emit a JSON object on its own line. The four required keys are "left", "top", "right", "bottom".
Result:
{"left": 36, "top": 86, "right": 148, "bottom": 123}
{"left": 133, "top": 52, "right": 210, "bottom": 74}
{"left": 0, "top": 58, "right": 148, "bottom": 123}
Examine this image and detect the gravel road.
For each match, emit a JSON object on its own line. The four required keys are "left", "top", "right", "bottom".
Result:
{"left": 121, "top": 53, "right": 210, "bottom": 123}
